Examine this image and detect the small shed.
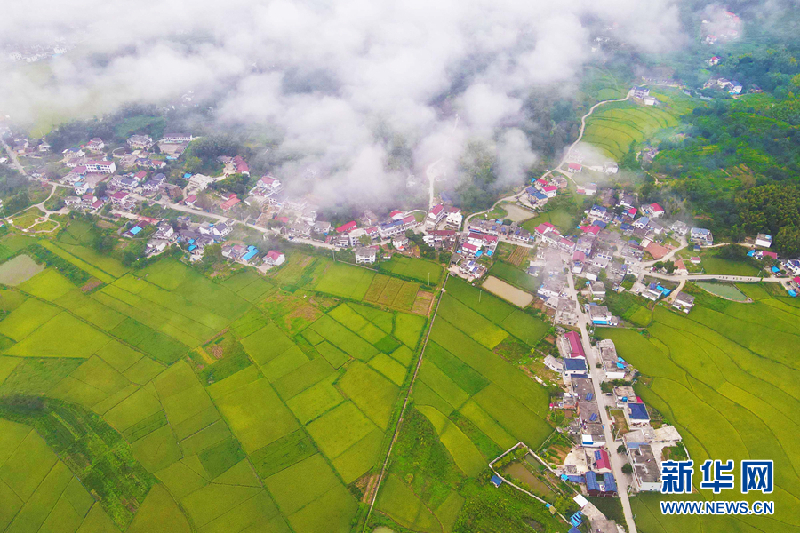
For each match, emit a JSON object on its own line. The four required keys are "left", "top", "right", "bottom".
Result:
{"left": 490, "top": 474, "right": 503, "bottom": 488}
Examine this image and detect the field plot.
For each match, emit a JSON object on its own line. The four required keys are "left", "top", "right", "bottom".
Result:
{"left": 582, "top": 100, "right": 679, "bottom": 160}
{"left": 379, "top": 256, "right": 443, "bottom": 285}
{"left": 370, "top": 279, "right": 555, "bottom": 532}
{"left": 0, "top": 227, "right": 436, "bottom": 533}
{"left": 312, "top": 262, "right": 374, "bottom": 300}
{"left": 487, "top": 262, "right": 539, "bottom": 293}
{"left": 600, "top": 287, "right": 800, "bottom": 532}
{"left": 363, "top": 273, "right": 421, "bottom": 312}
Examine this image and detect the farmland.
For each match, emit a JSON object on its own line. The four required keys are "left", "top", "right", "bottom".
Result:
{"left": 369, "top": 277, "right": 557, "bottom": 532}
{"left": 0, "top": 230, "right": 434, "bottom": 533}
{"left": 598, "top": 283, "right": 800, "bottom": 532}
{"left": 581, "top": 90, "right": 690, "bottom": 160}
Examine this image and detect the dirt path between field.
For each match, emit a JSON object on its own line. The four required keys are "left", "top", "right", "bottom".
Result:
{"left": 363, "top": 272, "right": 450, "bottom": 531}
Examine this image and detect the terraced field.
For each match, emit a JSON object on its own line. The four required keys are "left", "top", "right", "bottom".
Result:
{"left": 598, "top": 283, "right": 800, "bottom": 533}
{"left": 0, "top": 232, "right": 432, "bottom": 533}
{"left": 582, "top": 101, "right": 678, "bottom": 160}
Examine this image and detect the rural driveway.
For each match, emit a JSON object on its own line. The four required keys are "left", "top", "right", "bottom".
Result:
{"left": 566, "top": 272, "right": 637, "bottom": 533}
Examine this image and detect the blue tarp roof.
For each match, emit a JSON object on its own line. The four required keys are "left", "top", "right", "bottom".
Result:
{"left": 243, "top": 250, "right": 258, "bottom": 261}
{"left": 187, "top": 245, "right": 197, "bottom": 251}
{"left": 475, "top": 250, "right": 483, "bottom": 257}
{"left": 586, "top": 471, "right": 600, "bottom": 491}
{"left": 130, "top": 226, "right": 142, "bottom": 235}
{"left": 629, "top": 402, "right": 649, "bottom": 420}
{"left": 789, "top": 290, "right": 797, "bottom": 297}
{"left": 772, "top": 266, "right": 780, "bottom": 273}
{"left": 593, "top": 220, "right": 607, "bottom": 228}
{"left": 747, "top": 250, "right": 755, "bottom": 257}
{"left": 490, "top": 474, "right": 503, "bottom": 488}
{"left": 486, "top": 250, "right": 493, "bottom": 256}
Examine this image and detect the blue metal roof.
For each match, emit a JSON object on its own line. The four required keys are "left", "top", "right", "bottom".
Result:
{"left": 187, "top": 245, "right": 197, "bottom": 251}
{"left": 243, "top": 250, "right": 258, "bottom": 261}
{"left": 490, "top": 474, "right": 503, "bottom": 488}
{"left": 130, "top": 226, "right": 142, "bottom": 235}
{"left": 629, "top": 402, "right": 649, "bottom": 420}
{"left": 603, "top": 473, "right": 618, "bottom": 492}
{"left": 593, "top": 220, "right": 607, "bottom": 228}
{"left": 565, "top": 358, "right": 586, "bottom": 371}
{"left": 586, "top": 471, "right": 600, "bottom": 491}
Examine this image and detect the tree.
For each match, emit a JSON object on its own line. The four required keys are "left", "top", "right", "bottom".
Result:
{"left": 358, "top": 234, "right": 372, "bottom": 247}
{"left": 622, "top": 464, "right": 633, "bottom": 474}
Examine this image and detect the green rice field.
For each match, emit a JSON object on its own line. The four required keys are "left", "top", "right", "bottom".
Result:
{"left": 0, "top": 229, "right": 435, "bottom": 533}
{"left": 369, "top": 277, "right": 556, "bottom": 532}
{"left": 582, "top": 93, "right": 685, "bottom": 160}
{"left": 598, "top": 283, "right": 800, "bottom": 532}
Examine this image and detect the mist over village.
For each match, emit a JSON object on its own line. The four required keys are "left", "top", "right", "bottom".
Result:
{"left": 0, "top": 1, "right": 799, "bottom": 533}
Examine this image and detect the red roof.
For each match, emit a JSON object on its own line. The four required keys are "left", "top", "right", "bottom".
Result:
{"left": 482, "top": 234, "right": 499, "bottom": 243}
{"left": 568, "top": 163, "right": 581, "bottom": 171}
{"left": 650, "top": 203, "right": 664, "bottom": 212}
{"left": 266, "top": 250, "right": 284, "bottom": 260}
{"left": 462, "top": 243, "right": 478, "bottom": 252}
{"left": 185, "top": 195, "right": 196, "bottom": 203}
{"left": 565, "top": 331, "right": 585, "bottom": 357}
{"left": 573, "top": 251, "right": 586, "bottom": 262}
{"left": 429, "top": 204, "right": 444, "bottom": 215}
{"left": 112, "top": 191, "right": 128, "bottom": 199}
{"left": 366, "top": 226, "right": 378, "bottom": 235}
{"left": 581, "top": 225, "right": 600, "bottom": 235}
{"left": 220, "top": 194, "right": 241, "bottom": 211}
{"left": 537, "top": 178, "right": 548, "bottom": 185}
{"left": 596, "top": 449, "right": 611, "bottom": 471}
{"left": 627, "top": 207, "right": 637, "bottom": 216}
{"left": 336, "top": 220, "right": 357, "bottom": 233}
{"left": 559, "top": 237, "right": 574, "bottom": 247}
{"left": 535, "top": 222, "right": 555, "bottom": 235}
{"left": 402, "top": 215, "right": 415, "bottom": 224}
{"left": 134, "top": 171, "right": 147, "bottom": 179}
{"left": 794, "top": 277, "right": 800, "bottom": 284}
{"left": 762, "top": 251, "right": 778, "bottom": 259}
{"left": 73, "top": 165, "right": 86, "bottom": 173}
{"left": 389, "top": 210, "right": 404, "bottom": 219}
{"left": 259, "top": 176, "right": 277, "bottom": 185}
{"left": 543, "top": 186, "right": 557, "bottom": 192}
{"left": 233, "top": 155, "right": 249, "bottom": 173}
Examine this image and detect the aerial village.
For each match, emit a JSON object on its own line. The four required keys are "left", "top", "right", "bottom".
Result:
{"left": 2, "top": 82, "right": 799, "bottom": 533}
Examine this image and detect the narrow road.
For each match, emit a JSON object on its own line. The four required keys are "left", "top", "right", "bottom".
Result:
{"left": 566, "top": 271, "right": 637, "bottom": 533}
{"left": 462, "top": 95, "right": 631, "bottom": 232}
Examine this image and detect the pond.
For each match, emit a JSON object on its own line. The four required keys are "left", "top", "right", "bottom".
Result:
{"left": 503, "top": 461, "right": 556, "bottom": 499}
{"left": 0, "top": 255, "right": 44, "bottom": 286}
{"left": 482, "top": 276, "right": 533, "bottom": 307}
{"left": 694, "top": 281, "right": 748, "bottom": 302}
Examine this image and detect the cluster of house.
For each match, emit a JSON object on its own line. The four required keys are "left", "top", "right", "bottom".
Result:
{"left": 703, "top": 77, "right": 743, "bottom": 95}
{"left": 118, "top": 211, "right": 285, "bottom": 269}
{"left": 551, "top": 332, "right": 685, "bottom": 498}
{"left": 629, "top": 86, "right": 659, "bottom": 106}
{"left": 702, "top": 10, "right": 742, "bottom": 45}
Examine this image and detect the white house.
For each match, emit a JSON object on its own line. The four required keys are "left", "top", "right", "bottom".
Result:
{"left": 690, "top": 227, "right": 713, "bottom": 246}
{"left": 355, "top": 247, "right": 377, "bottom": 264}
{"left": 264, "top": 250, "right": 285, "bottom": 266}
{"left": 672, "top": 291, "right": 695, "bottom": 313}
{"left": 629, "top": 445, "right": 662, "bottom": 492}
{"left": 445, "top": 207, "right": 462, "bottom": 228}
{"left": 755, "top": 234, "right": 773, "bottom": 248}
{"left": 427, "top": 204, "right": 446, "bottom": 227}
{"left": 84, "top": 160, "right": 116, "bottom": 174}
